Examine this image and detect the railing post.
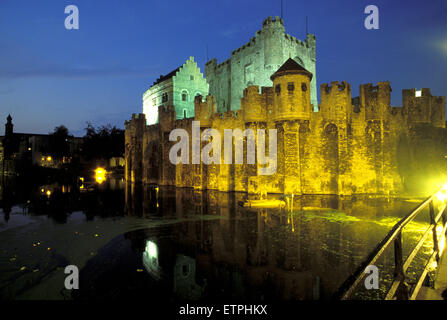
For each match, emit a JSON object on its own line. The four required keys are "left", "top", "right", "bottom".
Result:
{"left": 394, "top": 231, "right": 409, "bottom": 300}
{"left": 429, "top": 200, "right": 440, "bottom": 262}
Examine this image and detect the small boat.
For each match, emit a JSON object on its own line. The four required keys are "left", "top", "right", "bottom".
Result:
{"left": 243, "top": 199, "right": 286, "bottom": 208}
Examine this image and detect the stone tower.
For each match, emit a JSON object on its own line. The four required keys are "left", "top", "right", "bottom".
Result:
{"left": 205, "top": 16, "right": 317, "bottom": 113}
{"left": 270, "top": 58, "right": 313, "bottom": 121}
{"left": 5, "top": 114, "right": 13, "bottom": 136}
{"left": 3, "top": 114, "right": 14, "bottom": 159}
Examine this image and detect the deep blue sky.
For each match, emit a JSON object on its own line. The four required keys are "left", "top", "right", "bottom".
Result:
{"left": 0, "top": 0, "right": 446, "bottom": 136}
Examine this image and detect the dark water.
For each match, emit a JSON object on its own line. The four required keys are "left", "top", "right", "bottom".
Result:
{"left": 0, "top": 178, "right": 438, "bottom": 300}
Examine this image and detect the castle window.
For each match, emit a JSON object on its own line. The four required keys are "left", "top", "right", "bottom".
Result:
{"left": 415, "top": 90, "right": 422, "bottom": 97}
{"left": 181, "top": 91, "right": 188, "bottom": 102}
{"left": 190, "top": 75, "right": 194, "bottom": 81}
{"left": 275, "top": 84, "right": 281, "bottom": 95}
{"left": 162, "top": 92, "right": 168, "bottom": 103}
{"left": 152, "top": 98, "right": 156, "bottom": 106}
{"left": 287, "top": 82, "right": 295, "bottom": 92}
{"left": 183, "top": 109, "right": 187, "bottom": 118}
{"left": 301, "top": 83, "right": 307, "bottom": 91}
{"left": 182, "top": 264, "right": 190, "bottom": 277}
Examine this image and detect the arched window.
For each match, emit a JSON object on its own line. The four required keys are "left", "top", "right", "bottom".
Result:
{"left": 162, "top": 92, "right": 168, "bottom": 103}
{"left": 183, "top": 109, "right": 187, "bottom": 118}
{"left": 181, "top": 90, "right": 188, "bottom": 102}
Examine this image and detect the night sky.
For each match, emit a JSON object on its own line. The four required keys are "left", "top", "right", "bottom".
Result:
{"left": 0, "top": 0, "right": 446, "bottom": 136}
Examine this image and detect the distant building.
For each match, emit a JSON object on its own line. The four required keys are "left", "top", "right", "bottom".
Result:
{"left": 142, "top": 56, "right": 209, "bottom": 125}
{"left": 0, "top": 115, "right": 83, "bottom": 175}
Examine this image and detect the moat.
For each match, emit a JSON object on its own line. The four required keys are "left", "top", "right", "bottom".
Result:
{"left": 0, "top": 178, "right": 437, "bottom": 300}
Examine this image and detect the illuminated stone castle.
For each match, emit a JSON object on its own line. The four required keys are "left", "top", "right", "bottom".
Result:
{"left": 125, "top": 57, "right": 446, "bottom": 195}
{"left": 206, "top": 16, "right": 317, "bottom": 112}
{"left": 142, "top": 57, "right": 209, "bottom": 126}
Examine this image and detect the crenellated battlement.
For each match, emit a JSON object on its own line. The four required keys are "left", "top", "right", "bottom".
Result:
{"left": 243, "top": 85, "right": 261, "bottom": 96}
{"left": 206, "top": 58, "right": 231, "bottom": 71}
{"left": 321, "top": 81, "right": 351, "bottom": 95}
{"left": 262, "top": 16, "right": 284, "bottom": 27}
{"left": 319, "top": 81, "right": 352, "bottom": 120}
{"left": 359, "top": 82, "right": 392, "bottom": 120}
{"left": 403, "top": 88, "right": 446, "bottom": 127}
{"left": 194, "top": 94, "right": 216, "bottom": 127}
{"left": 231, "top": 37, "right": 258, "bottom": 56}
{"left": 157, "top": 105, "right": 176, "bottom": 131}
{"left": 284, "top": 34, "right": 306, "bottom": 47}
{"left": 223, "top": 110, "right": 238, "bottom": 119}
{"left": 132, "top": 113, "right": 146, "bottom": 120}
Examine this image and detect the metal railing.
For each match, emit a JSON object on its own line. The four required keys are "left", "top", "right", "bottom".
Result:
{"left": 339, "top": 185, "right": 447, "bottom": 300}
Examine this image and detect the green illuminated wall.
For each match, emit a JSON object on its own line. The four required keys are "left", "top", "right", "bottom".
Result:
{"left": 142, "top": 57, "right": 209, "bottom": 125}
{"left": 205, "top": 16, "right": 318, "bottom": 113}
{"left": 172, "top": 57, "right": 209, "bottom": 119}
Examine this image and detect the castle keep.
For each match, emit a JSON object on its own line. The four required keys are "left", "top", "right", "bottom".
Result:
{"left": 206, "top": 16, "right": 317, "bottom": 112}
{"left": 125, "top": 58, "right": 446, "bottom": 195}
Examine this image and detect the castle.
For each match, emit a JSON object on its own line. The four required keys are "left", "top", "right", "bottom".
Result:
{"left": 125, "top": 55, "right": 445, "bottom": 195}
{"left": 125, "top": 17, "right": 446, "bottom": 196}
{"left": 205, "top": 16, "right": 317, "bottom": 112}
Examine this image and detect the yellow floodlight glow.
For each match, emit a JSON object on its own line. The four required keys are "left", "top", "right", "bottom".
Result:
{"left": 436, "top": 184, "right": 447, "bottom": 203}
{"left": 46, "top": 190, "right": 51, "bottom": 197}
{"left": 95, "top": 167, "right": 107, "bottom": 184}
{"left": 46, "top": 156, "right": 52, "bottom": 162}
{"left": 437, "top": 225, "right": 445, "bottom": 256}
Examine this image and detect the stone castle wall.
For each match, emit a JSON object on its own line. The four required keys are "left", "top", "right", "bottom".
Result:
{"left": 126, "top": 73, "right": 446, "bottom": 195}
{"left": 205, "top": 16, "right": 318, "bottom": 113}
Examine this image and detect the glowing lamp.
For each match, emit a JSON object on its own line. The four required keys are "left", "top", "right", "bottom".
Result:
{"left": 95, "top": 167, "right": 107, "bottom": 184}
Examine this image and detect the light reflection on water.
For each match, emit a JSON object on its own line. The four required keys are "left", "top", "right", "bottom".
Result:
{"left": 0, "top": 178, "right": 437, "bottom": 300}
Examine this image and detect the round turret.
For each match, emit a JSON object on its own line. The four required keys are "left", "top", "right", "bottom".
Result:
{"left": 270, "top": 58, "right": 313, "bottom": 121}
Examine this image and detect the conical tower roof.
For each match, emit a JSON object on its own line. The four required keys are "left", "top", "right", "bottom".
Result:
{"left": 270, "top": 58, "right": 313, "bottom": 81}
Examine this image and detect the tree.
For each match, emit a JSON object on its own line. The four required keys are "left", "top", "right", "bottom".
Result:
{"left": 82, "top": 122, "right": 124, "bottom": 160}
{"left": 50, "top": 125, "right": 71, "bottom": 159}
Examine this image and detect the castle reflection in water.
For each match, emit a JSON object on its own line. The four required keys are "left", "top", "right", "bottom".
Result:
{"left": 124, "top": 183, "right": 421, "bottom": 300}
{"left": 0, "top": 177, "right": 427, "bottom": 300}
